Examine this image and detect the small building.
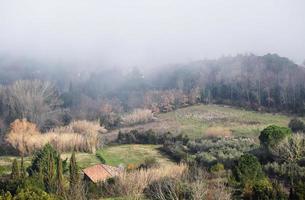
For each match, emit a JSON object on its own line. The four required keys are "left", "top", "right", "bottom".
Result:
{"left": 82, "top": 164, "right": 122, "bottom": 183}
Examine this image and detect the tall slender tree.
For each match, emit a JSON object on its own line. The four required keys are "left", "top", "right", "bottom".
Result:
{"left": 11, "top": 159, "right": 20, "bottom": 180}
{"left": 56, "top": 154, "right": 65, "bottom": 196}
{"left": 45, "top": 151, "right": 55, "bottom": 192}
{"left": 20, "top": 155, "right": 26, "bottom": 179}
{"left": 69, "top": 151, "right": 79, "bottom": 192}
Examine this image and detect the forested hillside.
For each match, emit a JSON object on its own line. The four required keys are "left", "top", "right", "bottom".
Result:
{"left": 0, "top": 53, "right": 304, "bottom": 133}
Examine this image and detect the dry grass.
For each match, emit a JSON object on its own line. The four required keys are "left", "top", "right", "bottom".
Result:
{"left": 122, "top": 109, "right": 154, "bottom": 126}
{"left": 50, "top": 120, "right": 107, "bottom": 153}
{"left": 6, "top": 119, "right": 106, "bottom": 155}
{"left": 52, "top": 120, "right": 106, "bottom": 134}
{"left": 105, "top": 164, "right": 186, "bottom": 199}
{"left": 205, "top": 127, "right": 232, "bottom": 138}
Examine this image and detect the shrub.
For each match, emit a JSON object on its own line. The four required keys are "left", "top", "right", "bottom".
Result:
{"left": 269, "top": 134, "right": 305, "bottom": 163}
{"left": 247, "top": 179, "right": 287, "bottom": 200}
{"left": 27, "top": 144, "right": 66, "bottom": 179}
{"left": 289, "top": 118, "right": 304, "bottom": 133}
{"left": 138, "top": 157, "right": 159, "bottom": 169}
{"left": 210, "top": 163, "right": 225, "bottom": 173}
{"left": 121, "top": 109, "right": 154, "bottom": 126}
{"left": 259, "top": 125, "right": 292, "bottom": 149}
{"left": 99, "top": 112, "right": 121, "bottom": 129}
{"left": 264, "top": 162, "right": 305, "bottom": 181}
{"left": 195, "top": 152, "right": 217, "bottom": 167}
{"left": 188, "top": 137, "right": 258, "bottom": 167}
{"left": 117, "top": 129, "right": 186, "bottom": 145}
{"left": 162, "top": 142, "right": 188, "bottom": 163}
{"left": 13, "top": 187, "right": 58, "bottom": 200}
{"left": 232, "top": 154, "right": 265, "bottom": 187}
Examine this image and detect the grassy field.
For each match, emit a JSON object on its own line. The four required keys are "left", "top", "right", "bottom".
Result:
{"left": 96, "top": 144, "right": 173, "bottom": 167}
{"left": 158, "top": 104, "right": 293, "bottom": 138}
{"left": 0, "top": 156, "right": 32, "bottom": 175}
{"left": 107, "top": 104, "right": 295, "bottom": 140}
{"left": 0, "top": 144, "right": 172, "bottom": 175}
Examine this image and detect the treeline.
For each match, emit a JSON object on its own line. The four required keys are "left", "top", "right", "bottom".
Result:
{"left": 151, "top": 53, "right": 305, "bottom": 113}
{"left": 0, "top": 53, "right": 305, "bottom": 133}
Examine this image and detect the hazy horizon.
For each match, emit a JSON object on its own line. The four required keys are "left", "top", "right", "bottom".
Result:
{"left": 0, "top": 0, "right": 304, "bottom": 68}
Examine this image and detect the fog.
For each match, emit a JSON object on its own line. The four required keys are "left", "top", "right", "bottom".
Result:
{"left": 0, "top": 0, "right": 305, "bottom": 68}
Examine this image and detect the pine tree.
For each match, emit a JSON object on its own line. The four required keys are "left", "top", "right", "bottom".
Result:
{"left": 56, "top": 154, "right": 65, "bottom": 196}
{"left": 20, "top": 155, "right": 26, "bottom": 179}
{"left": 10, "top": 159, "right": 20, "bottom": 180}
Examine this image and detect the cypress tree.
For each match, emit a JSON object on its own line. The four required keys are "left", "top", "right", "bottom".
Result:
{"left": 10, "top": 159, "right": 20, "bottom": 180}
{"left": 45, "top": 151, "right": 55, "bottom": 192}
{"left": 56, "top": 154, "right": 65, "bottom": 196}
{"left": 69, "top": 151, "right": 79, "bottom": 192}
{"left": 20, "top": 155, "right": 26, "bottom": 179}
{"left": 69, "top": 151, "right": 83, "bottom": 199}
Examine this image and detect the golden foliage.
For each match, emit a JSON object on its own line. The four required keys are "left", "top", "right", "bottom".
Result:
{"left": 6, "top": 119, "right": 106, "bottom": 155}
{"left": 6, "top": 119, "right": 40, "bottom": 155}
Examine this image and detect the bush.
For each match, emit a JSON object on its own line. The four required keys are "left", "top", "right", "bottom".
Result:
{"left": 289, "top": 118, "right": 304, "bottom": 133}
{"left": 162, "top": 142, "right": 188, "bottom": 163}
{"left": 100, "top": 112, "right": 121, "bottom": 130}
{"left": 232, "top": 154, "right": 265, "bottom": 187}
{"left": 210, "top": 163, "right": 225, "bottom": 173}
{"left": 264, "top": 162, "right": 305, "bottom": 181}
{"left": 269, "top": 134, "right": 305, "bottom": 163}
{"left": 188, "top": 137, "right": 258, "bottom": 167}
{"left": 138, "top": 157, "right": 159, "bottom": 169}
{"left": 27, "top": 144, "right": 66, "bottom": 179}
{"left": 249, "top": 179, "right": 287, "bottom": 200}
{"left": 259, "top": 125, "right": 292, "bottom": 149}
{"left": 195, "top": 152, "right": 217, "bottom": 167}
{"left": 117, "top": 129, "right": 187, "bottom": 145}
{"left": 13, "top": 187, "right": 58, "bottom": 200}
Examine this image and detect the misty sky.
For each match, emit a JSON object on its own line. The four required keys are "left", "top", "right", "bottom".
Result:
{"left": 0, "top": 0, "right": 304, "bottom": 68}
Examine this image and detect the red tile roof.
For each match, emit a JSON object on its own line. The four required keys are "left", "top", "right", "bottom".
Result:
{"left": 82, "top": 164, "right": 122, "bottom": 183}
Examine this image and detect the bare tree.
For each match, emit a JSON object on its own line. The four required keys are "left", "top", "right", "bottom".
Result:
{"left": 6, "top": 80, "right": 63, "bottom": 130}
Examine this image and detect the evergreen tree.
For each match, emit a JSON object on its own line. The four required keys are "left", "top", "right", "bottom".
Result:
{"left": 45, "top": 151, "right": 55, "bottom": 193}
{"left": 69, "top": 151, "right": 79, "bottom": 192}
{"left": 10, "top": 159, "right": 20, "bottom": 180}
{"left": 20, "top": 155, "right": 26, "bottom": 179}
{"left": 56, "top": 154, "right": 65, "bottom": 196}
